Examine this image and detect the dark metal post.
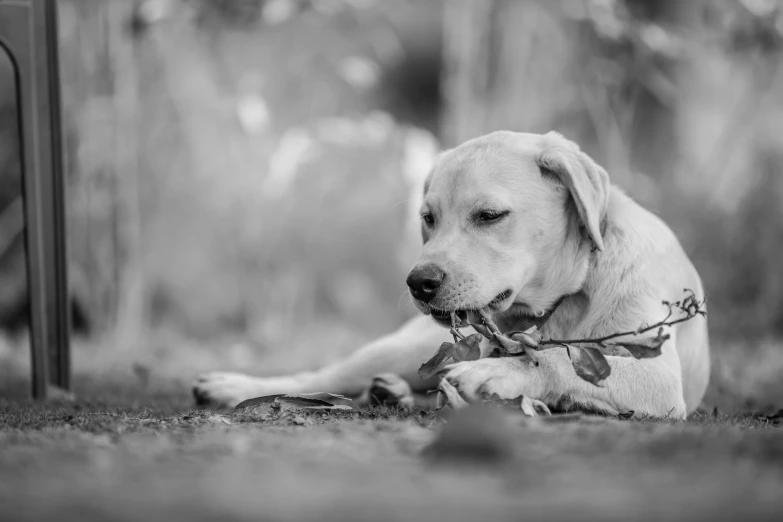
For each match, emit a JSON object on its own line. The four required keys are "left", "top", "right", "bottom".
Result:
{"left": 0, "top": 0, "right": 71, "bottom": 399}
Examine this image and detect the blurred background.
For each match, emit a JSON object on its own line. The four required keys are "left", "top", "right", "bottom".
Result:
{"left": 1, "top": 0, "right": 782, "bottom": 410}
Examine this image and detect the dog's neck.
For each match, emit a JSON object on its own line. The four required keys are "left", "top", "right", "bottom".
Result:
{"left": 496, "top": 231, "right": 606, "bottom": 334}
{"left": 494, "top": 208, "right": 609, "bottom": 334}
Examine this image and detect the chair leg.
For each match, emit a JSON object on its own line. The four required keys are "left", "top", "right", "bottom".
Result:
{"left": 38, "top": 0, "right": 71, "bottom": 395}
{"left": 0, "top": 0, "right": 71, "bottom": 399}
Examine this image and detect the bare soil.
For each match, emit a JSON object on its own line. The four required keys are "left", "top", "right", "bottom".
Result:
{"left": 1, "top": 370, "right": 782, "bottom": 522}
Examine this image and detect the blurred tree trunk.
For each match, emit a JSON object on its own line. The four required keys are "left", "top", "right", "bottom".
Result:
{"left": 441, "top": 0, "right": 580, "bottom": 148}
{"left": 59, "top": 0, "right": 145, "bottom": 343}
{"left": 440, "top": 0, "right": 495, "bottom": 146}
{"left": 624, "top": 0, "right": 681, "bottom": 185}
{"left": 439, "top": 0, "right": 636, "bottom": 189}
{"left": 107, "top": 2, "right": 146, "bottom": 352}
{"left": 442, "top": 0, "right": 783, "bottom": 337}
{"left": 440, "top": 0, "right": 685, "bottom": 192}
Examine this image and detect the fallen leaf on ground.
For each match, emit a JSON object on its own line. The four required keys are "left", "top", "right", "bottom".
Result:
{"left": 276, "top": 396, "right": 341, "bottom": 411}
{"left": 297, "top": 392, "right": 352, "bottom": 401}
{"left": 234, "top": 395, "right": 287, "bottom": 410}
{"left": 234, "top": 394, "right": 353, "bottom": 414}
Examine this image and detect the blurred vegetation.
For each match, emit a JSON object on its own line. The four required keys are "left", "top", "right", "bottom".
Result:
{"left": 1, "top": 0, "right": 782, "bottom": 377}
{"left": 442, "top": 0, "right": 783, "bottom": 340}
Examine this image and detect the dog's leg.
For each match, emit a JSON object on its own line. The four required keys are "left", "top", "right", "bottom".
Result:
{"left": 193, "top": 315, "right": 451, "bottom": 407}
{"left": 442, "top": 334, "right": 688, "bottom": 419}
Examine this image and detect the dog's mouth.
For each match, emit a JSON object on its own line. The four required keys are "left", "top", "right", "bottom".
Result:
{"left": 489, "top": 289, "right": 514, "bottom": 306}
{"left": 428, "top": 289, "right": 513, "bottom": 325}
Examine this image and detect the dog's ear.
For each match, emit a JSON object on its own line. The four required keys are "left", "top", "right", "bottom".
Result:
{"left": 537, "top": 131, "right": 610, "bottom": 251}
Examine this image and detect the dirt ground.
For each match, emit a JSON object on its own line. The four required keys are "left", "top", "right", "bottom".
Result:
{"left": 1, "top": 368, "right": 782, "bottom": 522}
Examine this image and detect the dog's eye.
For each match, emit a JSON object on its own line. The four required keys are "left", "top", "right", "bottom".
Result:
{"left": 421, "top": 212, "right": 435, "bottom": 226}
{"left": 477, "top": 210, "right": 509, "bottom": 223}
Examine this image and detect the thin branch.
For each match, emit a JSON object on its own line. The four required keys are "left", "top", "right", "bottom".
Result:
{"left": 535, "top": 293, "right": 706, "bottom": 349}
{"left": 538, "top": 312, "right": 695, "bottom": 348}
{"left": 428, "top": 290, "right": 707, "bottom": 401}
{"left": 450, "top": 327, "right": 466, "bottom": 341}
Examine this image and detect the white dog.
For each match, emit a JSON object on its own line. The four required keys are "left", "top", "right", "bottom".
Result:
{"left": 193, "top": 131, "right": 710, "bottom": 419}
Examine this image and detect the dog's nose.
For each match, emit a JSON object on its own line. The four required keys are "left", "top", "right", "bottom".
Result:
{"left": 406, "top": 264, "right": 445, "bottom": 303}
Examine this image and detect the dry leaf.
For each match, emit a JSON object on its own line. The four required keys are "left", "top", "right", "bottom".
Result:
{"left": 607, "top": 328, "right": 670, "bottom": 359}
{"left": 234, "top": 394, "right": 287, "bottom": 411}
{"left": 490, "top": 333, "right": 525, "bottom": 354}
{"left": 453, "top": 334, "right": 482, "bottom": 362}
{"left": 419, "top": 342, "right": 455, "bottom": 380}
{"left": 276, "top": 396, "right": 337, "bottom": 410}
{"left": 566, "top": 345, "right": 611, "bottom": 386}
{"left": 508, "top": 331, "right": 537, "bottom": 348}
{"left": 509, "top": 326, "right": 542, "bottom": 347}
{"left": 487, "top": 347, "right": 510, "bottom": 358}
{"left": 601, "top": 344, "right": 634, "bottom": 357}
{"left": 234, "top": 394, "right": 353, "bottom": 414}
{"left": 298, "top": 392, "right": 351, "bottom": 399}
{"left": 470, "top": 322, "right": 493, "bottom": 338}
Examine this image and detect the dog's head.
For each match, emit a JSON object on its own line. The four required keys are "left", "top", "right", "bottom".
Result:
{"left": 406, "top": 131, "right": 610, "bottom": 326}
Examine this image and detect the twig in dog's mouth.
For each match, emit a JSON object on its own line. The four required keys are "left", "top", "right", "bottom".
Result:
{"left": 421, "top": 289, "right": 707, "bottom": 410}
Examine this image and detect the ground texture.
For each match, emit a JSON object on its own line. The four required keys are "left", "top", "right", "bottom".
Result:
{"left": 1, "top": 369, "right": 782, "bottom": 522}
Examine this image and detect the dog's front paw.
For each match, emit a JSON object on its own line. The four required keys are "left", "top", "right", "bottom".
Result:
{"left": 442, "top": 358, "right": 545, "bottom": 404}
{"left": 192, "top": 372, "right": 280, "bottom": 408}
